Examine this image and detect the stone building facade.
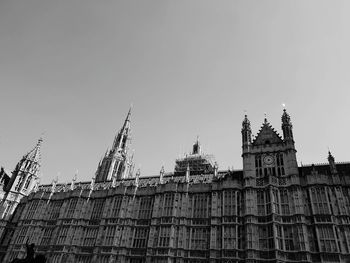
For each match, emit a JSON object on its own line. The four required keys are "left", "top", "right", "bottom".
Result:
{"left": 1, "top": 109, "right": 350, "bottom": 263}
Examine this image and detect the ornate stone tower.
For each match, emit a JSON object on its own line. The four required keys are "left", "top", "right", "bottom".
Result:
{"left": 95, "top": 108, "right": 133, "bottom": 182}
{"left": 242, "top": 109, "right": 298, "bottom": 180}
{"left": 0, "top": 138, "right": 42, "bottom": 219}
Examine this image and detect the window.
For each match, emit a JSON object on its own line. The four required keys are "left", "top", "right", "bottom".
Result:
{"left": 133, "top": 228, "right": 149, "bottom": 248}
{"left": 311, "top": 187, "right": 330, "bottom": 214}
{"left": 111, "top": 196, "right": 122, "bottom": 218}
{"left": 223, "top": 190, "right": 236, "bottom": 216}
{"left": 158, "top": 226, "right": 171, "bottom": 247}
{"left": 191, "top": 194, "right": 210, "bottom": 218}
{"left": 57, "top": 226, "right": 69, "bottom": 245}
{"left": 258, "top": 225, "right": 274, "bottom": 250}
{"left": 255, "top": 155, "right": 263, "bottom": 177}
{"left": 49, "top": 201, "right": 63, "bottom": 220}
{"left": 16, "top": 227, "right": 28, "bottom": 244}
{"left": 191, "top": 228, "right": 209, "bottom": 250}
{"left": 91, "top": 199, "right": 105, "bottom": 220}
{"left": 66, "top": 198, "right": 78, "bottom": 218}
{"left": 280, "top": 189, "right": 290, "bottom": 215}
{"left": 83, "top": 228, "right": 98, "bottom": 247}
{"left": 40, "top": 228, "right": 53, "bottom": 245}
{"left": 23, "top": 175, "right": 32, "bottom": 191}
{"left": 138, "top": 197, "right": 153, "bottom": 220}
{"left": 103, "top": 226, "right": 116, "bottom": 246}
{"left": 276, "top": 153, "right": 285, "bottom": 176}
{"left": 283, "top": 226, "right": 294, "bottom": 250}
{"left": 295, "top": 225, "right": 305, "bottom": 250}
{"left": 223, "top": 225, "right": 236, "bottom": 249}
{"left": 161, "top": 193, "right": 174, "bottom": 217}
{"left": 26, "top": 200, "right": 39, "bottom": 219}
{"left": 319, "top": 226, "right": 337, "bottom": 252}
{"left": 15, "top": 175, "right": 24, "bottom": 191}
{"left": 247, "top": 224, "right": 254, "bottom": 249}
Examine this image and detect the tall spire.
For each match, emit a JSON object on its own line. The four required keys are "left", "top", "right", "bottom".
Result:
{"left": 95, "top": 107, "right": 134, "bottom": 182}
{"left": 24, "top": 137, "right": 43, "bottom": 164}
{"left": 8, "top": 138, "right": 43, "bottom": 194}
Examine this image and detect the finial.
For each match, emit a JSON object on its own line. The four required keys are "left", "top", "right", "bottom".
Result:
{"left": 264, "top": 112, "right": 267, "bottom": 123}
{"left": 282, "top": 103, "right": 286, "bottom": 110}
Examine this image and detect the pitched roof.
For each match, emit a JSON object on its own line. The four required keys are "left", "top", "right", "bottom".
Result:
{"left": 252, "top": 121, "right": 283, "bottom": 146}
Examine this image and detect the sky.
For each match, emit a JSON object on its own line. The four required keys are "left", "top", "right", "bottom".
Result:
{"left": 0, "top": 1, "right": 350, "bottom": 184}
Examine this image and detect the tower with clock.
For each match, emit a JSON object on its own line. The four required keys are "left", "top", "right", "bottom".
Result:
{"left": 241, "top": 108, "right": 298, "bottom": 181}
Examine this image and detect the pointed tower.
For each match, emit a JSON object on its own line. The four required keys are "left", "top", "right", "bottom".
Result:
{"left": 242, "top": 111, "right": 299, "bottom": 180}
{"left": 1, "top": 138, "right": 42, "bottom": 219}
{"left": 241, "top": 114, "right": 252, "bottom": 154}
{"left": 95, "top": 108, "right": 133, "bottom": 182}
{"left": 328, "top": 151, "right": 337, "bottom": 174}
{"left": 281, "top": 107, "right": 294, "bottom": 142}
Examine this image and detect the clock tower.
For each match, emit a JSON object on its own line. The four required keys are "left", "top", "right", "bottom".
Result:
{"left": 241, "top": 109, "right": 298, "bottom": 180}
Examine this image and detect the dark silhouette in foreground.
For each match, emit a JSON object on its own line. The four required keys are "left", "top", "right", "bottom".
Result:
{"left": 9, "top": 239, "right": 46, "bottom": 263}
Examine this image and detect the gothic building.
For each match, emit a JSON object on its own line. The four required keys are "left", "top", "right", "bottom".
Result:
{"left": 1, "top": 108, "right": 350, "bottom": 263}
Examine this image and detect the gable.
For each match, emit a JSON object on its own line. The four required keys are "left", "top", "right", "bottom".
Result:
{"left": 252, "top": 123, "right": 283, "bottom": 146}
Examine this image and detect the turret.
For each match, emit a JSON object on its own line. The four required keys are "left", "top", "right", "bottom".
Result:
{"left": 192, "top": 137, "right": 201, "bottom": 155}
{"left": 241, "top": 114, "right": 252, "bottom": 153}
{"left": 9, "top": 138, "right": 42, "bottom": 194}
{"left": 328, "top": 151, "right": 337, "bottom": 174}
{"left": 281, "top": 107, "right": 294, "bottom": 142}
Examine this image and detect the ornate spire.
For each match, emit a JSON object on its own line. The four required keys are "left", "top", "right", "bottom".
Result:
{"left": 24, "top": 137, "right": 43, "bottom": 164}
{"left": 281, "top": 107, "right": 293, "bottom": 141}
{"left": 95, "top": 107, "right": 133, "bottom": 182}
{"left": 328, "top": 150, "right": 337, "bottom": 174}
{"left": 192, "top": 136, "right": 201, "bottom": 155}
{"left": 241, "top": 114, "right": 252, "bottom": 151}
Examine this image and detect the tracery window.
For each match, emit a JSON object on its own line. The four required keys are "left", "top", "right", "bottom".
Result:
{"left": 258, "top": 225, "right": 274, "bottom": 250}
{"left": 318, "top": 226, "right": 337, "bottom": 252}
{"left": 255, "top": 155, "right": 263, "bottom": 177}
{"left": 66, "top": 198, "right": 78, "bottom": 218}
{"left": 91, "top": 199, "right": 105, "bottom": 220}
{"left": 311, "top": 187, "right": 330, "bottom": 214}
{"left": 161, "top": 193, "right": 174, "bottom": 217}
{"left": 26, "top": 200, "right": 39, "bottom": 219}
{"left": 49, "top": 200, "right": 63, "bottom": 220}
{"left": 23, "top": 175, "right": 32, "bottom": 191}
{"left": 40, "top": 228, "right": 53, "bottom": 245}
{"left": 138, "top": 197, "right": 153, "bottom": 220}
{"left": 283, "top": 226, "right": 294, "bottom": 250}
{"left": 192, "top": 194, "right": 210, "bottom": 218}
{"left": 158, "top": 226, "right": 171, "bottom": 247}
{"left": 280, "top": 189, "right": 290, "bottom": 215}
{"left": 276, "top": 153, "right": 285, "bottom": 176}
{"left": 83, "top": 228, "right": 98, "bottom": 247}
{"left": 223, "top": 225, "right": 236, "bottom": 249}
{"left": 15, "top": 175, "right": 24, "bottom": 191}
{"left": 57, "top": 226, "right": 69, "bottom": 245}
{"left": 111, "top": 196, "right": 122, "bottom": 218}
{"left": 133, "top": 227, "right": 149, "bottom": 248}
{"left": 257, "top": 190, "right": 271, "bottom": 216}
{"left": 16, "top": 226, "right": 28, "bottom": 244}
{"left": 103, "top": 226, "right": 116, "bottom": 246}
{"left": 190, "top": 228, "right": 209, "bottom": 250}
{"left": 223, "top": 190, "right": 236, "bottom": 216}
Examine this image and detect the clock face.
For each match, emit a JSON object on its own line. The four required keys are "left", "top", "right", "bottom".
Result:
{"left": 263, "top": 155, "right": 274, "bottom": 165}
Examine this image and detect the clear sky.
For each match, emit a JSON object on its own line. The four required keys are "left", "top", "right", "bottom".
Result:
{"left": 0, "top": 1, "right": 349, "bottom": 184}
